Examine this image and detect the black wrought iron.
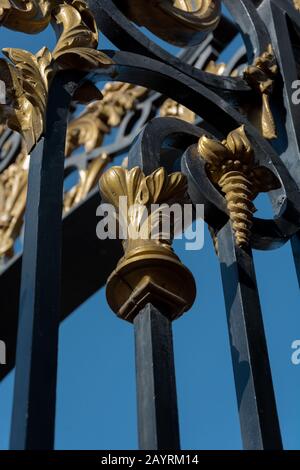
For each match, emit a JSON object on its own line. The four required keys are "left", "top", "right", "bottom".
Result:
{"left": 9, "top": 72, "right": 84, "bottom": 450}
{"left": 134, "top": 304, "right": 180, "bottom": 450}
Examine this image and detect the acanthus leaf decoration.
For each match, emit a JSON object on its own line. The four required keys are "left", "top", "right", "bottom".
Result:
{"left": 52, "top": 0, "right": 113, "bottom": 70}
{"left": 65, "top": 82, "right": 148, "bottom": 157}
{"left": 0, "top": 0, "right": 55, "bottom": 34}
{"left": 99, "top": 166, "right": 196, "bottom": 322}
{"left": 0, "top": 0, "right": 114, "bottom": 153}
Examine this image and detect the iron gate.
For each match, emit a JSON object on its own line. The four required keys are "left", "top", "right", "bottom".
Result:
{"left": 0, "top": 0, "right": 300, "bottom": 450}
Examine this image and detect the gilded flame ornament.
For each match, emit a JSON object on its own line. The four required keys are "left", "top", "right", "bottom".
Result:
{"left": 99, "top": 166, "right": 196, "bottom": 322}
{"left": 198, "top": 126, "right": 281, "bottom": 247}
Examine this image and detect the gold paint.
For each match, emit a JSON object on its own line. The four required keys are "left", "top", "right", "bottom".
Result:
{"left": 162, "top": 0, "right": 221, "bottom": 29}
{"left": 0, "top": 0, "right": 54, "bottom": 33}
{"left": 0, "top": 0, "right": 113, "bottom": 152}
{"left": 160, "top": 98, "right": 196, "bottom": 123}
{"left": 208, "top": 225, "right": 218, "bottom": 256}
{"left": 0, "top": 143, "right": 28, "bottom": 260}
{"left": 66, "top": 82, "right": 148, "bottom": 156}
{"left": 205, "top": 59, "right": 226, "bottom": 75}
{"left": 121, "top": 0, "right": 221, "bottom": 46}
{"left": 198, "top": 125, "right": 281, "bottom": 247}
{"left": 244, "top": 45, "right": 278, "bottom": 140}
{"left": 294, "top": 0, "right": 300, "bottom": 11}
{"left": 99, "top": 166, "right": 196, "bottom": 322}
{"left": 64, "top": 153, "right": 111, "bottom": 212}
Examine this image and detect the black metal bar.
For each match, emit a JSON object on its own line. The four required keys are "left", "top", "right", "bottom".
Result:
{"left": 291, "top": 233, "right": 300, "bottom": 289}
{"left": 217, "top": 222, "right": 283, "bottom": 450}
{"left": 134, "top": 303, "right": 180, "bottom": 450}
{"left": 257, "top": 1, "right": 300, "bottom": 289}
{"left": 9, "top": 72, "right": 82, "bottom": 450}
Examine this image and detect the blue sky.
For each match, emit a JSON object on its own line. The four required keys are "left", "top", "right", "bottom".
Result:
{"left": 0, "top": 8, "right": 300, "bottom": 450}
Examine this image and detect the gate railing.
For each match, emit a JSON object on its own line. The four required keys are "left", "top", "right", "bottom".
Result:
{"left": 1, "top": 0, "right": 300, "bottom": 450}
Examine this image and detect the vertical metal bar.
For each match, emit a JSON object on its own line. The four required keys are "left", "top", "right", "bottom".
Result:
{"left": 291, "top": 233, "right": 300, "bottom": 288}
{"left": 134, "top": 303, "right": 180, "bottom": 450}
{"left": 257, "top": 1, "right": 300, "bottom": 289}
{"left": 217, "top": 222, "right": 283, "bottom": 450}
{"left": 10, "top": 72, "right": 81, "bottom": 450}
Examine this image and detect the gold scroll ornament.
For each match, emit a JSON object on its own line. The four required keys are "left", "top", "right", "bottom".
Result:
{"left": 0, "top": 0, "right": 113, "bottom": 153}
{"left": 119, "top": 0, "right": 221, "bottom": 46}
{"left": 0, "top": 0, "right": 54, "bottom": 33}
{"left": 198, "top": 125, "right": 281, "bottom": 247}
{"left": 64, "top": 82, "right": 149, "bottom": 213}
{"left": 66, "top": 82, "right": 148, "bottom": 156}
{"left": 99, "top": 166, "right": 196, "bottom": 322}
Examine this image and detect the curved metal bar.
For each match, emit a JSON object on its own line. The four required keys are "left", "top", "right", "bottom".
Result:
{"left": 223, "top": 0, "right": 270, "bottom": 60}
{"left": 87, "top": 0, "right": 252, "bottom": 93}
{"left": 94, "top": 50, "right": 256, "bottom": 130}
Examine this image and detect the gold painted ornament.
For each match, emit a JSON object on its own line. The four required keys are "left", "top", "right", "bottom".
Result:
{"left": 99, "top": 166, "right": 196, "bottom": 322}
{"left": 0, "top": 0, "right": 113, "bottom": 152}
{"left": 118, "top": 0, "right": 221, "bottom": 46}
{"left": 198, "top": 125, "right": 281, "bottom": 247}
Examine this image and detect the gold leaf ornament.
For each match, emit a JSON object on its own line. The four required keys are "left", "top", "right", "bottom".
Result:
{"left": 52, "top": 0, "right": 113, "bottom": 70}
{"left": 0, "top": 0, "right": 114, "bottom": 152}
{"left": 0, "top": 0, "right": 55, "bottom": 33}
{"left": 99, "top": 166, "right": 196, "bottom": 322}
{"left": 119, "top": 0, "right": 221, "bottom": 46}
{"left": 65, "top": 83, "right": 148, "bottom": 157}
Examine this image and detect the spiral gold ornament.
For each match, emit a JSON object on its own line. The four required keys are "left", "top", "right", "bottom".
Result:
{"left": 218, "top": 170, "right": 255, "bottom": 247}
{"left": 198, "top": 125, "right": 281, "bottom": 247}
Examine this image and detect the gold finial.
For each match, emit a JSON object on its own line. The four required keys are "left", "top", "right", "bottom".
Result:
{"left": 244, "top": 44, "right": 278, "bottom": 140}
{"left": 198, "top": 125, "right": 281, "bottom": 247}
{"left": 99, "top": 166, "right": 196, "bottom": 322}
